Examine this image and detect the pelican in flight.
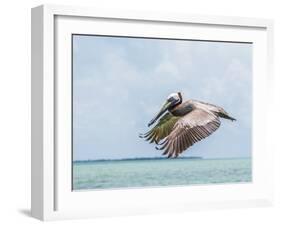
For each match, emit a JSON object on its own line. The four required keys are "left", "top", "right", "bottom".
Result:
{"left": 140, "top": 92, "right": 236, "bottom": 158}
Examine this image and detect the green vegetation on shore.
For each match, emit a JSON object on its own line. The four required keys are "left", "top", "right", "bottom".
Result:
{"left": 74, "top": 156, "right": 203, "bottom": 163}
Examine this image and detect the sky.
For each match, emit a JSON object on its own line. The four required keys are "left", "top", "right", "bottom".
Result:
{"left": 72, "top": 35, "right": 252, "bottom": 161}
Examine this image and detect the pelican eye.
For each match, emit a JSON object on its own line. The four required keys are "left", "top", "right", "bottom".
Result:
{"left": 167, "top": 97, "right": 174, "bottom": 102}
{"left": 168, "top": 96, "right": 179, "bottom": 103}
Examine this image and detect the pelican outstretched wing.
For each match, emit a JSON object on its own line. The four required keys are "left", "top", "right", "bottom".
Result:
{"left": 139, "top": 113, "right": 180, "bottom": 144}
{"left": 158, "top": 109, "right": 221, "bottom": 158}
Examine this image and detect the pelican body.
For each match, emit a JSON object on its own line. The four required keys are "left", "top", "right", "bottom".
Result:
{"left": 140, "top": 92, "right": 236, "bottom": 158}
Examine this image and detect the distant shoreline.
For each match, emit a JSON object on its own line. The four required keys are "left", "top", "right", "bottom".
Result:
{"left": 74, "top": 156, "right": 202, "bottom": 163}
{"left": 73, "top": 156, "right": 251, "bottom": 163}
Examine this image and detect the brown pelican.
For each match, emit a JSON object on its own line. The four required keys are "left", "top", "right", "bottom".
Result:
{"left": 140, "top": 92, "right": 236, "bottom": 158}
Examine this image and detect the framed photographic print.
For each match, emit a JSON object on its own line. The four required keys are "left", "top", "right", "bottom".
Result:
{"left": 31, "top": 4, "right": 274, "bottom": 221}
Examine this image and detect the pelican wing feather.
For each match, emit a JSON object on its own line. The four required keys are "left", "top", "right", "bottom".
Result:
{"left": 140, "top": 113, "right": 180, "bottom": 144}
{"left": 158, "top": 109, "right": 221, "bottom": 158}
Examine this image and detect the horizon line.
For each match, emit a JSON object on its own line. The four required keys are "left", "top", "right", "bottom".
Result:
{"left": 73, "top": 156, "right": 251, "bottom": 162}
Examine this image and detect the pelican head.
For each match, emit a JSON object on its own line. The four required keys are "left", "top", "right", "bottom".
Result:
{"left": 148, "top": 92, "right": 182, "bottom": 127}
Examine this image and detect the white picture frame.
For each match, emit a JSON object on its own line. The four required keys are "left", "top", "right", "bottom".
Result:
{"left": 31, "top": 4, "right": 274, "bottom": 221}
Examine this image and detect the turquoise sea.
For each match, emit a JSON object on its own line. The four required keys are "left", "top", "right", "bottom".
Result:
{"left": 73, "top": 158, "right": 251, "bottom": 190}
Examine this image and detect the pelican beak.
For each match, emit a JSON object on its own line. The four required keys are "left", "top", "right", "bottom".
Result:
{"left": 148, "top": 100, "right": 172, "bottom": 127}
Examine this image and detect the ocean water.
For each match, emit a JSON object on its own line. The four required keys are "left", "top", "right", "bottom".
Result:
{"left": 73, "top": 158, "right": 252, "bottom": 190}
